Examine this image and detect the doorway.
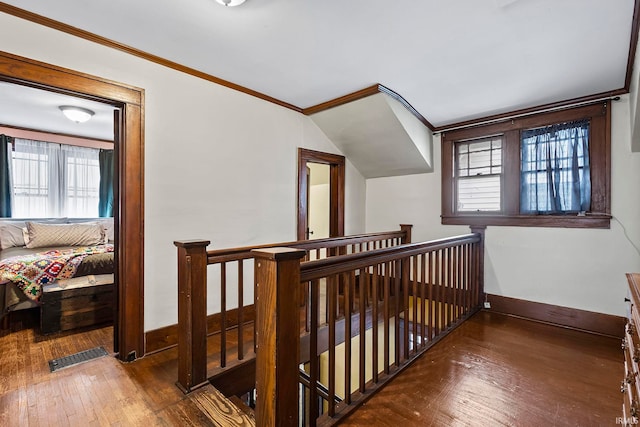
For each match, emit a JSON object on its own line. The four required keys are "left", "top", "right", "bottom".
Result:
{"left": 0, "top": 51, "right": 145, "bottom": 361}
{"left": 306, "top": 163, "right": 330, "bottom": 240}
{"left": 297, "top": 148, "right": 345, "bottom": 241}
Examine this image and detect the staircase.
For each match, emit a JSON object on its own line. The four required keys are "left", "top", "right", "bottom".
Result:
{"left": 165, "top": 383, "right": 255, "bottom": 426}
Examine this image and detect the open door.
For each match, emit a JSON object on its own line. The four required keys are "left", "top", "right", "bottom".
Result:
{"left": 297, "top": 148, "right": 345, "bottom": 240}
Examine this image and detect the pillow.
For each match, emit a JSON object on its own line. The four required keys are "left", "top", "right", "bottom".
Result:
{"left": 68, "top": 218, "right": 114, "bottom": 243}
{"left": 0, "top": 221, "right": 27, "bottom": 250}
{"left": 25, "top": 222, "right": 105, "bottom": 249}
{"left": 0, "top": 218, "right": 67, "bottom": 250}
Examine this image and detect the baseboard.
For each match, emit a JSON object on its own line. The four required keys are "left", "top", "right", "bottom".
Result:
{"left": 145, "top": 304, "right": 256, "bottom": 354}
{"left": 485, "top": 294, "right": 625, "bottom": 338}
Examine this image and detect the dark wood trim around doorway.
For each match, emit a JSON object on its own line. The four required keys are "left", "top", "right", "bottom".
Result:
{"left": 0, "top": 50, "right": 145, "bottom": 361}
{"left": 297, "top": 148, "right": 345, "bottom": 240}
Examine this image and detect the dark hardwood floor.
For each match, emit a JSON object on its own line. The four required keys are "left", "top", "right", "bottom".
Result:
{"left": 0, "top": 309, "right": 623, "bottom": 426}
{"left": 340, "top": 311, "right": 623, "bottom": 427}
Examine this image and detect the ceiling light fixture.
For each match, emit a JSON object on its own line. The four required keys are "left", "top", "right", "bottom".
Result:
{"left": 215, "top": 0, "right": 246, "bottom": 6}
{"left": 59, "top": 106, "right": 95, "bottom": 123}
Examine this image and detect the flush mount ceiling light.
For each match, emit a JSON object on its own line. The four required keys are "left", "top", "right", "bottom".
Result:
{"left": 59, "top": 106, "right": 95, "bottom": 123}
{"left": 215, "top": 0, "right": 246, "bottom": 6}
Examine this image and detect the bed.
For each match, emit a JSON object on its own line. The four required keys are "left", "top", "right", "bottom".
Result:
{"left": 0, "top": 218, "right": 115, "bottom": 334}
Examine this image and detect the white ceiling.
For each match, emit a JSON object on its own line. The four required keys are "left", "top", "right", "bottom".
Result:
{"left": 0, "top": 82, "right": 116, "bottom": 140}
{"left": 1, "top": 0, "right": 635, "bottom": 128}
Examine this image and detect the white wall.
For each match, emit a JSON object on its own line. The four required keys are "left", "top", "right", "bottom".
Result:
{"left": 0, "top": 12, "right": 366, "bottom": 330}
{"left": 367, "top": 96, "right": 640, "bottom": 317}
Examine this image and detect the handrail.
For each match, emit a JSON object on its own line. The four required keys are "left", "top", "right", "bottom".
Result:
{"left": 206, "top": 227, "right": 411, "bottom": 264}
{"left": 301, "top": 233, "right": 480, "bottom": 282}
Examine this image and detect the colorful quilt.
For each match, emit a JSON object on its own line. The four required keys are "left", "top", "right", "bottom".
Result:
{"left": 0, "top": 244, "right": 114, "bottom": 301}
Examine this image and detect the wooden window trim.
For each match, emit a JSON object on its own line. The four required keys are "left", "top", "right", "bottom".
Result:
{"left": 441, "top": 102, "right": 611, "bottom": 229}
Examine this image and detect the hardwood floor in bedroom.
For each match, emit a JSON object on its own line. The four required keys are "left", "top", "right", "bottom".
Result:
{"left": 0, "top": 310, "right": 623, "bottom": 426}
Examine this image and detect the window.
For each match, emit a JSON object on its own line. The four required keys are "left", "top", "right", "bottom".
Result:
{"left": 441, "top": 102, "right": 610, "bottom": 228}
{"left": 11, "top": 139, "right": 100, "bottom": 218}
{"left": 455, "top": 136, "right": 502, "bottom": 212}
{"left": 520, "top": 120, "right": 590, "bottom": 214}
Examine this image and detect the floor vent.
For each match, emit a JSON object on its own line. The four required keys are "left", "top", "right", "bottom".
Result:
{"left": 49, "top": 346, "right": 109, "bottom": 372}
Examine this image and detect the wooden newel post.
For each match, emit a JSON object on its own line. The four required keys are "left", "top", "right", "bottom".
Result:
{"left": 252, "top": 247, "right": 307, "bottom": 427}
{"left": 400, "top": 224, "right": 413, "bottom": 244}
{"left": 469, "top": 226, "right": 486, "bottom": 306}
{"left": 174, "top": 239, "right": 210, "bottom": 393}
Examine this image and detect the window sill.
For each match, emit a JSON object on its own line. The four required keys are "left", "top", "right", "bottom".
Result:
{"left": 441, "top": 214, "right": 611, "bottom": 229}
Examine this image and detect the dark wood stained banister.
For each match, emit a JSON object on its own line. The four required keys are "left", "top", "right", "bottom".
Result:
{"left": 300, "top": 233, "right": 480, "bottom": 282}
{"left": 175, "top": 225, "right": 487, "bottom": 425}
{"left": 206, "top": 229, "right": 408, "bottom": 264}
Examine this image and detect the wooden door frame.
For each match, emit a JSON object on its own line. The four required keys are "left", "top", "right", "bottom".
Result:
{"left": 0, "top": 51, "right": 145, "bottom": 361}
{"left": 297, "top": 148, "right": 345, "bottom": 240}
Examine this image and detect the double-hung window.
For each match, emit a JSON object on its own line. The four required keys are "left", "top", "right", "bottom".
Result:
{"left": 441, "top": 102, "right": 610, "bottom": 228}
{"left": 10, "top": 139, "right": 100, "bottom": 218}
{"left": 455, "top": 136, "right": 502, "bottom": 213}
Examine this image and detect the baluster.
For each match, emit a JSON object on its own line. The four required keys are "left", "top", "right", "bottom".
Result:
{"left": 433, "top": 250, "right": 440, "bottom": 337}
{"left": 344, "top": 271, "right": 354, "bottom": 405}
{"left": 383, "top": 261, "right": 390, "bottom": 375}
{"left": 310, "top": 278, "right": 320, "bottom": 425}
{"left": 412, "top": 254, "right": 419, "bottom": 353}
{"left": 445, "top": 247, "right": 450, "bottom": 328}
{"left": 461, "top": 244, "right": 467, "bottom": 316}
{"left": 359, "top": 268, "right": 367, "bottom": 393}
{"left": 221, "top": 262, "right": 227, "bottom": 368}
{"left": 421, "top": 252, "right": 427, "bottom": 346}
{"left": 454, "top": 246, "right": 458, "bottom": 322}
{"left": 395, "top": 259, "right": 402, "bottom": 366}
{"left": 238, "top": 259, "right": 244, "bottom": 360}
{"left": 328, "top": 273, "right": 337, "bottom": 417}
{"left": 372, "top": 264, "right": 380, "bottom": 383}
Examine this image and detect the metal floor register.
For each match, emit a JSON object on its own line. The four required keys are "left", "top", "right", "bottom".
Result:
{"left": 48, "top": 346, "right": 109, "bottom": 372}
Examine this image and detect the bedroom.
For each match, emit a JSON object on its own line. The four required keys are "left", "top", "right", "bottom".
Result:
{"left": 0, "top": 82, "right": 117, "bottom": 339}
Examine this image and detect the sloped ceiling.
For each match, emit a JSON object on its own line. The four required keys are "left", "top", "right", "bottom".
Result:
{"left": 310, "top": 92, "right": 433, "bottom": 178}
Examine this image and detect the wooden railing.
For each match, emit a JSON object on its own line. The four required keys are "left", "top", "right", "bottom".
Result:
{"left": 173, "top": 225, "right": 412, "bottom": 393}
{"left": 252, "top": 226, "right": 485, "bottom": 426}
{"left": 174, "top": 225, "right": 485, "bottom": 426}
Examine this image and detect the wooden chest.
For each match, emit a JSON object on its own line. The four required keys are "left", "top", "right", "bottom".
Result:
{"left": 40, "top": 280, "right": 114, "bottom": 335}
{"left": 623, "top": 273, "right": 640, "bottom": 425}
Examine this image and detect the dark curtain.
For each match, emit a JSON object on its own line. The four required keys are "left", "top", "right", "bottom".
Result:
{"left": 0, "top": 134, "right": 12, "bottom": 217}
{"left": 98, "top": 149, "right": 114, "bottom": 217}
{"left": 520, "top": 119, "right": 591, "bottom": 214}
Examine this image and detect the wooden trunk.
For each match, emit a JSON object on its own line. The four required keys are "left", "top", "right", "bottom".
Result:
{"left": 40, "top": 284, "right": 115, "bottom": 335}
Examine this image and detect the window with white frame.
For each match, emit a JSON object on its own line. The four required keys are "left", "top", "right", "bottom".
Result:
{"left": 455, "top": 136, "right": 503, "bottom": 213}
{"left": 11, "top": 139, "right": 100, "bottom": 218}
